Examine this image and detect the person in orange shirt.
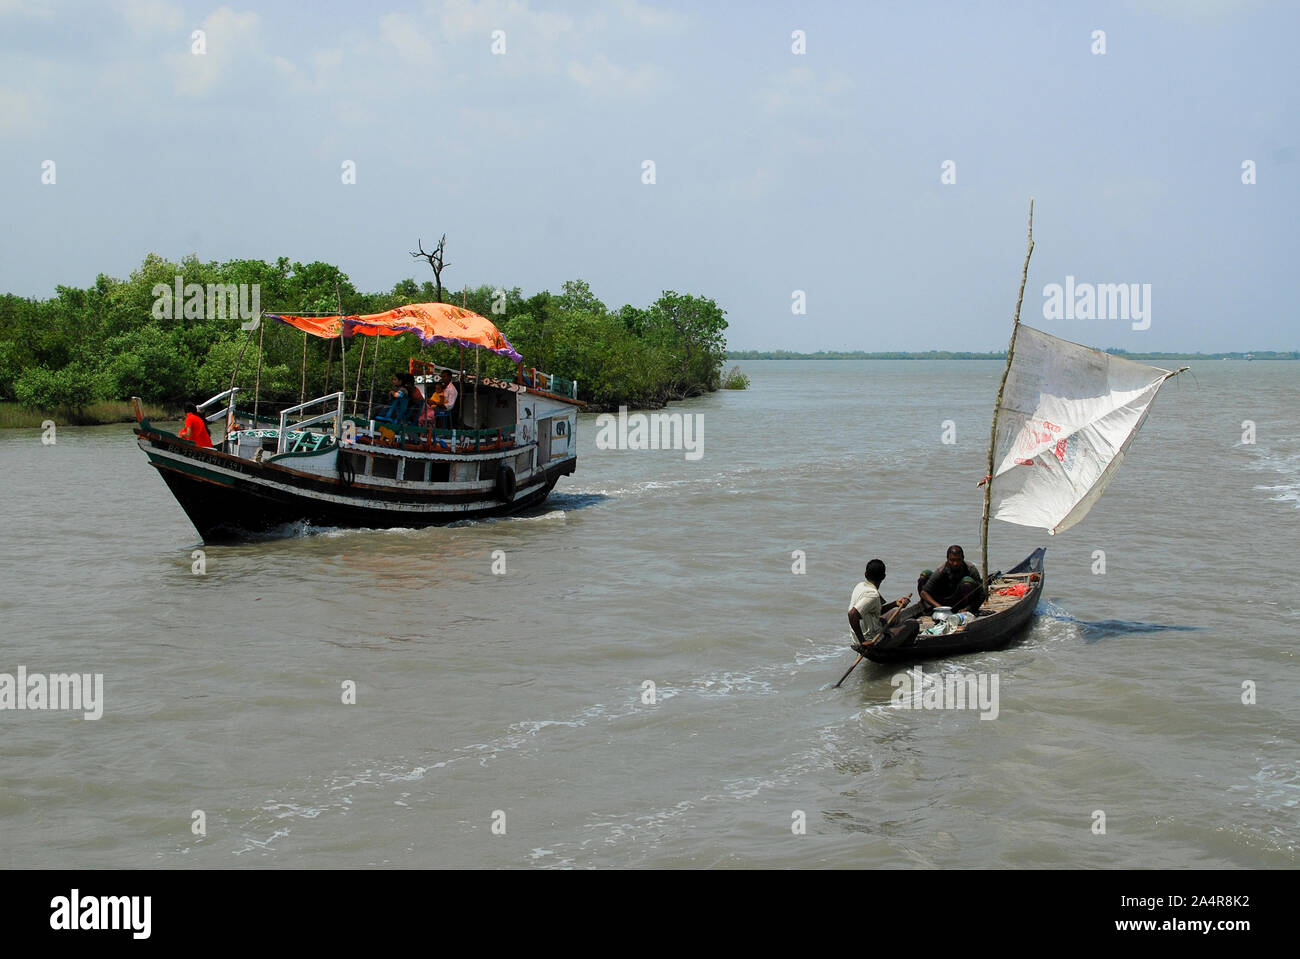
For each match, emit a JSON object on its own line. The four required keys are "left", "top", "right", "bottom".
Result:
{"left": 179, "top": 402, "right": 214, "bottom": 448}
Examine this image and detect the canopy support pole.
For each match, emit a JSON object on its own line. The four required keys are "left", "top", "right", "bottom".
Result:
{"left": 252, "top": 320, "right": 265, "bottom": 428}
{"left": 336, "top": 283, "right": 346, "bottom": 413}
{"left": 982, "top": 198, "right": 1034, "bottom": 580}
{"left": 225, "top": 321, "right": 258, "bottom": 431}
{"left": 367, "top": 335, "right": 379, "bottom": 422}
{"left": 352, "top": 337, "right": 366, "bottom": 418}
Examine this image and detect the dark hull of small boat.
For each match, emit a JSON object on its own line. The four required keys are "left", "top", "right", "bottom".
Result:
{"left": 864, "top": 548, "right": 1045, "bottom": 663}
{"left": 136, "top": 427, "right": 571, "bottom": 543}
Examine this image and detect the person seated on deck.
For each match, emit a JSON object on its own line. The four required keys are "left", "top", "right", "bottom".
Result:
{"left": 378, "top": 373, "right": 422, "bottom": 423}
{"left": 918, "top": 545, "right": 985, "bottom": 614}
{"left": 848, "top": 559, "right": 918, "bottom": 651}
{"left": 419, "top": 380, "right": 445, "bottom": 426}
{"left": 400, "top": 373, "right": 424, "bottom": 423}
{"left": 391, "top": 373, "right": 423, "bottom": 407}
{"left": 179, "top": 402, "right": 214, "bottom": 449}
{"left": 419, "top": 370, "right": 458, "bottom": 427}
{"left": 404, "top": 373, "right": 424, "bottom": 407}
{"left": 378, "top": 374, "right": 407, "bottom": 418}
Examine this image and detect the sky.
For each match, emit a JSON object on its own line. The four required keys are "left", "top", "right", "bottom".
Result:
{"left": 1, "top": 0, "right": 1296, "bottom": 352}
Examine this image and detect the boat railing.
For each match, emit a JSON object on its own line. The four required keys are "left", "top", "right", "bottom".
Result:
{"left": 364, "top": 423, "right": 519, "bottom": 454}
{"left": 232, "top": 409, "right": 282, "bottom": 427}
{"left": 407, "top": 357, "right": 579, "bottom": 401}
{"left": 197, "top": 387, "right": 241, "bottom": 424}
{"left": 276, "top": 392, "right": 345, "bottom": 454}
{"left": 521, "top": 367, "right": 578, "bottom": 399}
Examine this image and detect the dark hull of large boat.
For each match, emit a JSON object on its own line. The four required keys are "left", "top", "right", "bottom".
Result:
{"left": 864, "top": 548, "right": 1045, "bottom": 663}
{"left": 137, "top": 427, "right": 572, "bottom": 543}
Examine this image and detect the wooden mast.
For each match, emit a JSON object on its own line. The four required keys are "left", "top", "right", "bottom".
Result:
{"left": 981, "top": 198, "right": 1035, "bottom": 580}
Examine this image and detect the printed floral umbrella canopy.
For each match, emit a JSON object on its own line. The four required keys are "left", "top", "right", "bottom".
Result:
{"left": 267, "top": 302, "right": 522, "bottom": 363}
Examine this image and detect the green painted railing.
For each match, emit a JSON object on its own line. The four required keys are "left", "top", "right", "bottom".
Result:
{"left": 378, "top": 423, "right": 518, "bottom": 453}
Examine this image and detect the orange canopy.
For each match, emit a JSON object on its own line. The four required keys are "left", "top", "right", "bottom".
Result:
{"left": 267, "top": 303, "right": 521, "bottom": 363}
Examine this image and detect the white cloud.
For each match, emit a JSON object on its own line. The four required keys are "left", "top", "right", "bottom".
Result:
{"left": 567, "top": 53, "right": 659, "bottom": 97}
{"left": 165, "top": 6, "right": 261, "bottom": 97}
{"left": 379, "top": 12, "right": 435, "bottom": 64}
{"left": 314, "top": 48, "right": 343, "bottom": 71}
{"left": 613, "top": 0, "right": 690, "bottom": 32}
{"left": 436, "top": 0, "right": 576, "bottom": 74}
{"left": 0, "top": 85, "right": 42, "bottom": 136}
{"left": 757, "top": 66, "right": 854, "bottom": 115}
{"left": 1131, "top": 0, "right": 1259, "bottom": 20}
{"left": 0, "top": 0, "right": 55, "bottom": 17}
{"left": 437, "top": 0, "right": 574, "bottom": 42}
{"left": 117, "top": 0, "right": 184, "bottom": 35}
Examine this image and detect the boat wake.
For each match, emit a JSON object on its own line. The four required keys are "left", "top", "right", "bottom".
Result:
{"left": 235, "top": 520, "right": 422, "bottom": 542}
{"left": 545, "top": 491, "right": 612, "bottom": 510}
{"left": 451, "top": 508, "right": 568, "bottom": 526}
{"left": 560, "top": 479, "right": 690, "bottom": 500}
{"left": 1038, "top": 601, "right": 1200, "bottom": 642}
{"left": 230, "top": 505, "right": 577, "bottom": 541}
{"left": 224, "top": 638, "right": 856, "bottom": 860}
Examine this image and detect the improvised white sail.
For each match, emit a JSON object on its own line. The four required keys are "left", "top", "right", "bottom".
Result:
{"left": 989, "top": 325, "right": 1181, "bottom": 535}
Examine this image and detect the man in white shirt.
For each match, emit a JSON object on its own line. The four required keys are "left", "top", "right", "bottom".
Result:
{"left": 438, "top": 371, "right": 458, "bottom": 414}
{"left": 420, "top": 370, "right": 458, "bottom": 427}
{"left": 848, "top": 559, "right": 910, "bottom": 648}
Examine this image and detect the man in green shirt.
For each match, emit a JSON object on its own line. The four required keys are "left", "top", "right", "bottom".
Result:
{"left": 918, "top": 545, "right": 985, "bottom": 613}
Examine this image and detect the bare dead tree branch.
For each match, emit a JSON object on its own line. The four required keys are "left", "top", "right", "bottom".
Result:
{"left": 410, "top": 234, "right": 449, "bottom": 302}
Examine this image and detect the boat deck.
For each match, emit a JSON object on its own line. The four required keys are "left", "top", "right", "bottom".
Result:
{"left": 914, "top": 572, "right": 1040, "bottom": 633}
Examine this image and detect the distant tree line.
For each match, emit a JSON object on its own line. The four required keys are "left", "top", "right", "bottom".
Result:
{"left": 727, "top": 350, "right": 1007, "bottom": 360}
{"left": 729, "top": 349, "right": 1298, "bottom": 360}
{"left": 0, "top": 255, "right": 731, "bottom": 417}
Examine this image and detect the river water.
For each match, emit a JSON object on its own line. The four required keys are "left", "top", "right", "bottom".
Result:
{"left": 1, "top": 360, "right": 1296, "bottom": 868}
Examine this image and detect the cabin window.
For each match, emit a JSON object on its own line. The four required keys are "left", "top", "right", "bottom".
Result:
{"left": 514, "top": 452, "right": 531, "bottom": 474}
{"left": 372, "top": 456, "right": 399, "bottom": 480}
{"left": 429, "top": 462, "right": 450, "bottom": 483}
{"left": 403, "top": 459, "right": 427, "bottom": 483}
{"left": 342, "top": 452, "right": 367, "bottom": 476}
{"left": 478, "top": 459, "right": 498, "bottom": 481}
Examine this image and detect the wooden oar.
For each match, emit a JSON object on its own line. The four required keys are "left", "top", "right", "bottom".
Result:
{"left": 833, "top": 595, "right": 911, "bottom": 689}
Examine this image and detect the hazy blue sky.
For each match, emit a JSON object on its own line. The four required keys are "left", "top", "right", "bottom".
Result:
{"left": 2, "top": 0, "right": 1296, "bottom": 351}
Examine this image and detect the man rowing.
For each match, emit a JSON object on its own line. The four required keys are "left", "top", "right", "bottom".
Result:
{"left": 848, "top": 559, "right": 917, "bottom": 651}
{"left": 918, "top": 544, "right": 985, "bottom": 614}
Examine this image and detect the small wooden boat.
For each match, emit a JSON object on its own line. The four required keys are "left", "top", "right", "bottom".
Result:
{"left": 863, "top": 549, "right": 1045, "bottom": 663}
{"left": 838, "top": 200, "right": 1185, "bottom": 678}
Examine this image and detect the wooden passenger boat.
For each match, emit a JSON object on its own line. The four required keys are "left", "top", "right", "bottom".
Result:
{"left": 133, "top": 302, "right": 582, "bottom": 542}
